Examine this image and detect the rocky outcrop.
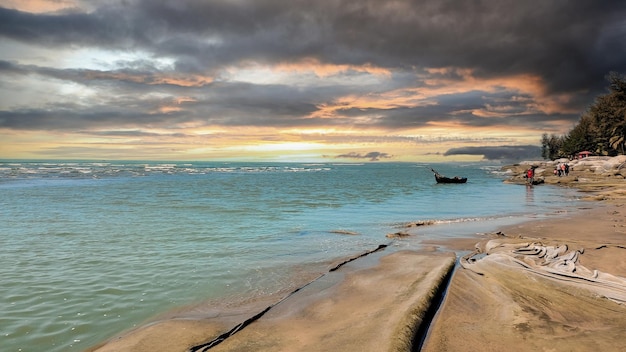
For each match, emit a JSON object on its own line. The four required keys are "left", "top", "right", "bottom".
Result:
{"left": 502, "top": 156, "right": 626, "bottom": 186}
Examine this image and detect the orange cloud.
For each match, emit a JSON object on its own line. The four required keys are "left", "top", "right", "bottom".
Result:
{"left": 157, "top": 97, "right": 197, "bottom": 114}
{"left": 306, "top": 66, "right": 580, "bottom": 126}
{"left": 310, "top": 88, "right": 438, "bottom": 120}
{"left": 423, "top": 67, "right": 580, "bottom": 115}
{"left": 273, "top": 58, "right": 392, "bottom": 78}
{"left": 2, "top": 0, "right": 85, "bottom": 13}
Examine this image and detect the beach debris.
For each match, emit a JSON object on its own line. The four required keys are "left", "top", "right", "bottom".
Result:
{"left": 406, "top": 220, "right": 436, "bottom": 227}
{"left": 386, "top": 231, "right": 411, "bottom": 238}
{"left": 462, "top": 239, "right": 626, "bottom": 304}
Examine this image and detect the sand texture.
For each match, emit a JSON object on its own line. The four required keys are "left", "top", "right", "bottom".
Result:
{"left": 423, "top": 204, "right": 626, "bottom": 352}
{"left": 203, "top": 250, "right": 455, "bottom": 352}
{"left": 90, "top": 250, "right": 455, "bottom": 352}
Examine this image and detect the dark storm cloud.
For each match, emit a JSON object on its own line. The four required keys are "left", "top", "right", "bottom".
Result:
{"left": 1, "top": 0, "right": 625, "bottom": 133}
{"left": 0, "top": 59, "right": 25, "bottom": 74}
{"left": 148, "top": 0, "right": 624, "bottom": 95}
{"left": 444, "top": 145, "right": 542, "bottom": 160}
{"left": 2, "top": 1, "right": 624, "bottom": 86}
{"left": 0, "top": 108, "right": 179, "bottom": 130}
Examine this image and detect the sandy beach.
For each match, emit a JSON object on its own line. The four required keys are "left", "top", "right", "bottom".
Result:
{"left": 90, "top": 157, "right": 626, "bottom": 352}
{"left": 422, "top": 157, "right": 626, "bottom": 351}
{"left": 421, "top": 202, "right": 626, "bottom": 352}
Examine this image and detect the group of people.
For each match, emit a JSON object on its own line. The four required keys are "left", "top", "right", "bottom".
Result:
{"left": 525, "top": 162, "right": 570, "bottom": 185}
{"left": 554, "top": 162, "right": 569, "bottom": 176}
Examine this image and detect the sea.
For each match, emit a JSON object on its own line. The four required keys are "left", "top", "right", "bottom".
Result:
{"left": 0, "top": 160, "right": 584, "bottom": 352}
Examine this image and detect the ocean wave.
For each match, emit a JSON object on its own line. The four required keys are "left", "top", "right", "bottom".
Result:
{"left": 396, "top": 215, "right": 510, "bottom": 228}
{"left": 0, "top": 161, "right": 332, "bottom": 181}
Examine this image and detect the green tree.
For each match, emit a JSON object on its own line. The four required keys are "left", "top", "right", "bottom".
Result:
{"left": 558, "top": 72, "right": 626, "bottom": 157}
{"left": 606, "top": 72, "right": 626, "bottom": 154}
{"left": 561, "top": 115, "right": 595, "bottom": 157}
{"left": 540, "top": 133, "right": 564, "bottom": 160}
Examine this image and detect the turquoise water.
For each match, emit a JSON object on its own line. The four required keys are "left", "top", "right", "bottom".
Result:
{"left": 0, "top": 161, "right": 582, "bottom": 351}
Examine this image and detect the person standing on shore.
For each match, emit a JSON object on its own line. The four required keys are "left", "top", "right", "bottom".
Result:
{"left": 526, "top": 167, "right": 535, "bottom": 185}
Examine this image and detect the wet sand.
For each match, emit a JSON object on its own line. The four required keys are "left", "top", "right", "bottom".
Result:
{"left": 90, "top": 158, "right": 626, "bottom": 351}
{"left": 89, "top": 249, "right": 455, "bottom": 352}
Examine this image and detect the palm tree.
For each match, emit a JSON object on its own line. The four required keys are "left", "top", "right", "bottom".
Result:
{"left": 610, "top": 118, "right": 626, "bottom": 155}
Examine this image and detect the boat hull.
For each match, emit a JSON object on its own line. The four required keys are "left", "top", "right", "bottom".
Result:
{"left": 435, "top": 176, "right": 467, "bottom": 184}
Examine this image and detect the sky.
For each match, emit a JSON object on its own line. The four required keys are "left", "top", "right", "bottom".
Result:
{"left": 1, "top": 0, "right": 625, "bottom": 162}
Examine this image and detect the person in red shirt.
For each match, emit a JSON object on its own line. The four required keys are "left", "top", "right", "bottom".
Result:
{"left": 526, "top": 167, "right": 535, "bottom": 185}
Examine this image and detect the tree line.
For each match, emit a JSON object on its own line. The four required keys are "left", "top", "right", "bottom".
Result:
{"left": 541, "top": 72, "right": 626, "bottom": 160}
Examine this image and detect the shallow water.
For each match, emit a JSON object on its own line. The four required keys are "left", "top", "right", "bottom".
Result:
{"left": 0, "top": 161, "right": 582, "bottom": 351}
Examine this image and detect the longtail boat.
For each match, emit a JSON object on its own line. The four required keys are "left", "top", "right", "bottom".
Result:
{"left": 431, "top": 168, "right": 467, "bottom": 184}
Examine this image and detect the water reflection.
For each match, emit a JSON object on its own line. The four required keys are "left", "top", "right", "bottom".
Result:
{"left": 525, "top": 184, "right": 535, "bottom": 204}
